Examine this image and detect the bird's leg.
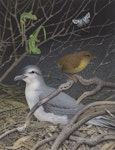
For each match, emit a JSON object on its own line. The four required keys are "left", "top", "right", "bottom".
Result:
{"left": 70, "top": 75, "right": 78, "bottom": 83}
{"left": 62, "top": 73, "right": 78, "bottom": 83}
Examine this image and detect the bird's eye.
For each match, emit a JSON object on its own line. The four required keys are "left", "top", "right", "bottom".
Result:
{"left": 86, "top": 54, "right": 90, "bottom": 57}
{"left": 29, "top": 70, "right": 41, "bottom": 75}
{"left": 29, "top": 71, "right": 35, "bottom": 74}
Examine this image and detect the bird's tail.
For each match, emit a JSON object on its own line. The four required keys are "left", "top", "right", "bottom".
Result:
{"left": 87, "top": 116, "right": 115, "bottom": 129}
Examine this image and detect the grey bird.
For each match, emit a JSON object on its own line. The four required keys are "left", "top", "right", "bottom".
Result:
{"left": 14, "top": 65, "right": 115, "bottom": 127}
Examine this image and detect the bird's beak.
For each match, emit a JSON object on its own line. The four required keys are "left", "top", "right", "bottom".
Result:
{"left": 14, "top": 74, "right": 27, "bottom": 81}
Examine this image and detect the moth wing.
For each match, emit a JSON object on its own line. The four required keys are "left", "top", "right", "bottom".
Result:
{"left": 82, "top": 18, "right": 90, "bottom": 24}
{"left": 72, "top": 19, "right": 83, "bottom": 27}
{"left": 72, "top": 19, "right": 80, "bottom": 24}
{"left": 85, "top": 12, "right": 90, "bottom": 19}
{"left": 82, "top": 12, "right": 90, "bottom": 24}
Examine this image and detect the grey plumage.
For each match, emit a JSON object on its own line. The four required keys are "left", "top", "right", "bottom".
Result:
{"left": 14, "top": 65, "right": 115, "bottom": 128}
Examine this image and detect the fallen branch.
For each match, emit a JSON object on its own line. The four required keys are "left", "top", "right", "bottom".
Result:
{"left": 32, "top": 131, "right": 115, "bottom": 150}
{"left": 31, "top": 133, "right": 58, "bottom": 150}
{"left": 51, "top": 101, "right": 115, "bottom": 150}
{"left": 31, "top": 119, "right": 115, "bottom": 150}
{"left": 26, "top": 75, "right": 115, "bottom": 126}
{"left": 105, "top": 109, "right": 115, "bottom": 120}
{"left": 0, "top": 75, "right": 115, "bottom": 146}
{"left": 0, "top": 124, "right": 26, "bottom": 140}
{"left": 0, "top": 79, "right": 74, "bottom": 140}
{"left": 70, "top": 133, "right": 115, "bottom": 149}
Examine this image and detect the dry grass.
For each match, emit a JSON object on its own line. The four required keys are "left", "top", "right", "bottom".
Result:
{"left": 0, "top": 85, "right": 115, "bottom": 150}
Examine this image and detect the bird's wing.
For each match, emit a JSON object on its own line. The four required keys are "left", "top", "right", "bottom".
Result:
{"left": 36, "top": 87, "right": 115, "bottom": 128}
{"left": 62, "top": 54, "right": 82, "bottom": 69}
{"left": 39, "top": 86, "right": 84, "bottom": 117}
{"left": 71, "top": 55, "right": 81, "bottom": 68}
{"left": 43, "top": 102, "right": 81, "bottom": 119}
{"left": 61, "top": 63, "right": 74, "bottom": 72}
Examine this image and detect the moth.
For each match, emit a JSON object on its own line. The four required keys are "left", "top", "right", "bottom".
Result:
{"left": 72, "top": 12, "right": 90, "bottom": 27}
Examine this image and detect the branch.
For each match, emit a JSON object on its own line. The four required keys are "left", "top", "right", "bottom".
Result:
{"left": 51, "top": 101, "right": 115, "bottom": 150}
{"left": 70, "top": 133, "right": 115, "bottom": 149}
{"left": 74, "top": 75, "right": 115, "bottom": 104}
{"left": 25, "top": 79, "right": 74, "bottom": 126}
{"left": 31, "top": 133, "right": 58, "bottom": 150}
{"left": 0, "top": 51, "right": 28, "bottom": 82}
{"left": 0, "top": 124, "right": 26, "bottom": 140}
{"left": 0, "top": 74, "right": 115, "bottom": 148}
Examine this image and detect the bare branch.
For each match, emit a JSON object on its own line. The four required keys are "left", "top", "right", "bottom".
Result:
{"left": 74, "top": 75, "right": 115, "bottom": 104}
{"left": 0, "top": 52, "right": 28, "bottom": 82}
{"left": 25, "top": 79, "right": 74, "bottom": 126}
{"left": 0, "top": 124, "right": 26, "bottom": 140}
{"left": 51, "top": 101, "right": 115, "bottom": 150}
{"left": 0, "top": 0, "right": 114, "bottom": 82}
{"left": 70, "top": 133, "right": 115, "bottom": 149}
{"left": 32, "top": 133, "right": 58, "bottom": 150}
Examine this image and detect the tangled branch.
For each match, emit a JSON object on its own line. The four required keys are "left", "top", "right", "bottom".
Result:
{"left": 75, "top": 74, "right": 115, "bottom": 104}
{"left": 0, "top": 74, "right": 115, "bottom": 150}
{"left": 51, "top": 101, "right": 115, "bottom": 150}
{"left": 0, "top": 0, "right": 115, "bottom": 82}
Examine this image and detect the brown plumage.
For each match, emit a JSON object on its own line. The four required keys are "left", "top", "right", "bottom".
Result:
{"left": 56, "top": 51, "right": 96, "bottom": 73}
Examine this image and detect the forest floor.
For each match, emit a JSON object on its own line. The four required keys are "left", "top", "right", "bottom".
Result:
{"left": 0, "top": 84, "right": 115, "bottom": 150}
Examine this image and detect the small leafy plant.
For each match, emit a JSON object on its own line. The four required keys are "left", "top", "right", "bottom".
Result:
{"left": 20, "top": 12, "right": 46, "bottom": 54}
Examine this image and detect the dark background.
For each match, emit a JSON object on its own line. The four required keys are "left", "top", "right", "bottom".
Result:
{"left": 0, "top": 0, "right": 115, "bottom": 102}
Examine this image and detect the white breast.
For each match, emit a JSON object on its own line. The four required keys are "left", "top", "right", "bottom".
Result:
{"left": 25, "top": 85, "right": 68, "bottom": 125}
{"left": 25, "top": 86, "right": 40, "bottom": 109}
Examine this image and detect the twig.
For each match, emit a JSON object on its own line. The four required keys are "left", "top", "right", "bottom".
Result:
{"left": 0, "top": 128, "right": 17, "bottom": 140}
{"left": 105, "top": 109, "right": 115, "bottom": 120}
{"left": 104, "top": 95, "right": 115, "bottom": 101}
{"left": 0, "top": 124, "right": 26, "bottom": 140}
{"left": 25, "top": 79, "right": 74, "bottom": 126}
{"left": 51, "top": 101, "right": 115, "bottom": 150}
{"left": 0, "top": 0, "right": 114, "bottom": 83}
{"left": 31, "top": 133, "right": 58, "bottom": 150}
{"left": 72, "top": 143, "right": 81, "bottom": 150}
{"left": 0, "top": 51, "right": 28, "bottom": 82}
{"left": 70, "top": 133, "right": 115, "bottom": 149}
{"left": 92, "top": 38, "right": 115, "bottom": 75}
{"left": 75, "top": 75, "right": 115, "bottom": 104}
